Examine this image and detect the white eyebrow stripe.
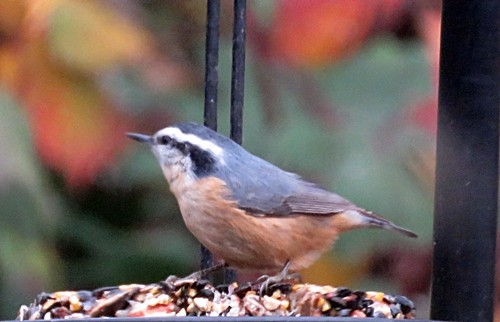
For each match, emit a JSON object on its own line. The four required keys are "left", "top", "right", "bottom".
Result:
{"left": 156, "top": 127, "right": 224, "bottom": 158}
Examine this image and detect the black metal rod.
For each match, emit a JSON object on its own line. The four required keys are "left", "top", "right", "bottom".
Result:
{"left": 204, "top": 0, "right": 220, "bottom": 132}
{"left": 230, "top": 0, "right": 246, "bottom": 145}
{"left": 224, "top": 0, "right": 246, "bottom": 283}
{"left": 430, "top": 0, "right": 499, "bottom": 321}
{"left": 201, "top": 0, "right": 220, "bottom": 273}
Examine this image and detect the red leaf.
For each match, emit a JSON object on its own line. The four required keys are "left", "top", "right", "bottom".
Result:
{"left": 409, "top": 97, "right": 437, "bottom": 135}
{"left": 22, "top": 66, "right": 131, "bottom": 187}
{"left": 270, "top": 0, "right": 378, "bottom": 67}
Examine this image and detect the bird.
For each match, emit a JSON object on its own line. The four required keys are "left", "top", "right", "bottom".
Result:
{"left": 127, "top": 122, "right": 417, "bottom": 278}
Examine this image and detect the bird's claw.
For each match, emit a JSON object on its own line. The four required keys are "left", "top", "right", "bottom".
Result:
{"left": 255, "top": 261, "right": 301, "bottom": 296}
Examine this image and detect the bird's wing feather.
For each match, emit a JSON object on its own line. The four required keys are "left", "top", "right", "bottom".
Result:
{"left": 281, "top": 191, "right": 358, "bottom": 215}
{"left": 239, "top": 188, "right": 359, "bottom": 217}
{"left": 213, "top": 148, "right": 358, "bottom": 217}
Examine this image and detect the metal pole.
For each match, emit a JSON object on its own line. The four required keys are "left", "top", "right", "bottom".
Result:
{"left": 225, "top": 0, "right": 246, "bottom": 283}
{"left": 230, "top": 0, "right": 246, "bottom": 144}
{"left": 204, "top": 0, "right": 220, "bottom": 132}
{"left": 430, "top": 1, "right": 499, "bottom": 321}
{"left": 201, "top": 0, "right": 220, "bottom": 273}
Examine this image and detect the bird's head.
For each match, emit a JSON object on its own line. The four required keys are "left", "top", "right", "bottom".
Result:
{"left": 127, "top": 122, "right": 231, "bottom": 183}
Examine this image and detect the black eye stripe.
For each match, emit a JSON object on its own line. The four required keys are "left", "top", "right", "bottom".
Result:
{"left": 157, "top": 135, "right": 192, "bottom": 151}
{"left": 189, "top": 147, "right": 215, "bottom": 177}
{"left": 175, "top": 141, "right": 188, "bottom": 152}
{"left": 155, "top": 136, "right": 214, "bottom": 176}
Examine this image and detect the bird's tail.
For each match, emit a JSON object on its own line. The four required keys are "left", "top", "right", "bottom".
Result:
{"left": 360, "top": 210, "right": 418, "bottom": 238}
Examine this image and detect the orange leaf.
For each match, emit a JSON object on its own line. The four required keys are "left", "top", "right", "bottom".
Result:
{"left": 4, "top": 33, "right": 131, "bottom": 187}
{"left": 270, "top": 0, "right": 377, "bottom": 68}
{"left": 0, "top": 44, "right": 22, "bottom": 89}
{"left": 46, "top": 0, "right": 152, "bottom": 74}
{"left": 0, "top": 0, "right": 26, "bottom": 38}
{"left": 24, "top": 58, "right": 130, "bottom": 187}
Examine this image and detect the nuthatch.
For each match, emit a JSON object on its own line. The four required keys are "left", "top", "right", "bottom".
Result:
{"left": 127, "top": 122, "right": 417, "bottom": 274}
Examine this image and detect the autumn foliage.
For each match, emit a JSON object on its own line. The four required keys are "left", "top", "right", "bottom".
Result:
{"left": 0, "top": 0, "right": 190, "bottom": 187}
{"left": 0, "top": 0, "right": 440, "bottom": 187}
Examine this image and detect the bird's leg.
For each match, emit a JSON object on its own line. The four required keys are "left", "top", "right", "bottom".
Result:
{"left": 164, "top": 262, "right": 227, "bottom": 287}
{"left": 255, "top": 260, "right": 301, "bottom": 296}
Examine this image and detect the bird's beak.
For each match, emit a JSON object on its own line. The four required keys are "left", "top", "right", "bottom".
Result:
{"left": 126, "top": 132, "right": 154, "bottom": 145}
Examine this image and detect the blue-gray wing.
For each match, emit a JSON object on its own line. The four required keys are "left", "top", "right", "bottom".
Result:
{"left": 276, "top": 189, "right": 359, "bottom": 216}
{"left": 212, "top": 148, "right": 358, "bottom": 217}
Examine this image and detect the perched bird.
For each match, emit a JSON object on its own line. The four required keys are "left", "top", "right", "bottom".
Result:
{"left": 127, "top": 122, "right": 416, "bottom": 275}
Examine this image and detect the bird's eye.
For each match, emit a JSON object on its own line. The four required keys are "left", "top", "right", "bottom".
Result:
{"left": 158, "top": 135, "right": 171, "bottom": 145}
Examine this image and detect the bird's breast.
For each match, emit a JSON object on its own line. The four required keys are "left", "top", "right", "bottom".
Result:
{"left": 168, "top": 176, "right": 344, "bottom": 272}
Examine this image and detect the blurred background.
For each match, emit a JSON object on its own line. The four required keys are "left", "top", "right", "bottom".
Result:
{"left": 0, "top": 0, "right": 446, "bottom": 319}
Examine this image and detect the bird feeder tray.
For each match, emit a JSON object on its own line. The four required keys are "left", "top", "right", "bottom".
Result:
{"left": 14, "top": 277, "right": 427, "bottom": 321}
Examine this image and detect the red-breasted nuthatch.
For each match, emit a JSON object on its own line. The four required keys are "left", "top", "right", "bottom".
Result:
{"left": 127, "top": 122, "right": 417, "bottom": 274}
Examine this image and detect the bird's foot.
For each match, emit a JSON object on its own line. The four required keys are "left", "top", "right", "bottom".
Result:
{"left": 255, "top": 261, "right": 301, "bottom": 296}
{"left": 164, "top": 262, "right": 227, "bottom": 287}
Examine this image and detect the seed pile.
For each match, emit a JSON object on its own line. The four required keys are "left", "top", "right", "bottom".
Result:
{"left": 17, "top": 277, "right": 415, "bottom": 319}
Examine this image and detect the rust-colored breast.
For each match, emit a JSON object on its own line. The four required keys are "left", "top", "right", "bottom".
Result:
{"left": 170, "top": 176, "right": 363, "bottom": 272}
